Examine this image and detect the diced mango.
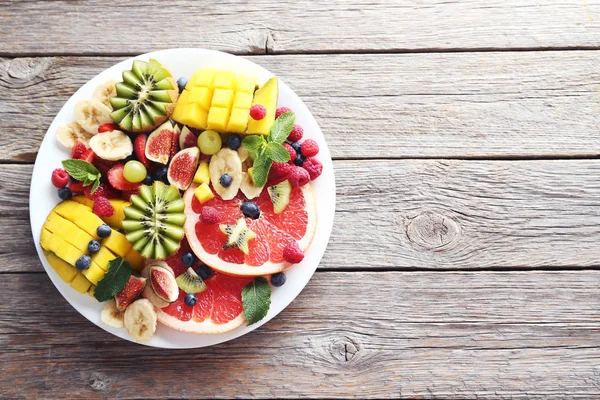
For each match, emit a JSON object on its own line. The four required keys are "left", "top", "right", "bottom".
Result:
{"left": 53, "top": 200, "right": 91, "bottom": 222}
{"left": 46, "top": 252, "right": 78, "bottom": 283}
{"left": 236, "top": 75, "right": 258, "bottom": 93}
{"left": 227, "top": 108, "right": 250, "bottom": 133}
{"left": 171, "top": 90, "right": 190, "bottom": 124}
{"left": 193, "top": 161, "right": 210, "bottom": 184}
{"left": 188, "top": 68, "right": 217, "bottom": 88}
{"left": 194, "top": 182, "right": 214, "bottom": 204}
{"left": 101, "top": 199, "right": 131, "bottom": 230}
{"left": 233, "top": 91, "right": 253, "bottom": 109}
{"left": 72, "top": 196, "right": 94, "bottom": 208}
{"left": 40, "top": 228, "right": 54, "bottom": 252}
{"left": 182, "top": 103, "right": 208, "bottom": 129}
{"left": 54, "top": 241, "right": 85, "bottom": 266}
{"left": 206, "top": 107, "right": 229, "bottom": 132}
{"left": 102, "top": 229, "right": 132, "bottom": 257}
{"left": 91, "top": 246, "right": 117, "bottom": 271}
{"left": 212, "top": 71, "right": 236, "bottom": 90}
{"left": 70, "top": 273, "right": 92, "bottom": 294}
{"left": 82, "top": 262, "right": 106, "bottom": 285}
{"left": 124, "top": 247, "right": 145, "bottom": 272}
{"left": 247, "top": 77, "right": 278, "bottom": 135}
{"left": 211, "top": 89, "right": 234, "bottom": 109}
{"left": 88, "top": 285, "right": 96, "bottom": 298}
{"left": 188, "top": 87, "right": 213, "bottom": 111}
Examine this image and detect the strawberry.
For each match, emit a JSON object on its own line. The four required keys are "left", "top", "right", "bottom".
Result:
{"left": 69, "top": 181, "right": 85, "bottom": 194}
{"left": 78, "top": 149, "right": 95, "bottom": 164}
{"left": 107, "top": 163, "right": 142, "bottom": 191}
{"left": 71, "top": 141, "right": 87, "bottom": 159}
{"left": 84, "top": 181, "right": 120, "bottom": 200}
{"left": 134, "top": 134, "right": 150, "bottom": 168}
{"left": 92, "top": 197, "right": 114, "bottom": 217}
{"left": 94, "top": 158, "right": 117, "bottom": 175}
{"left": 122, "top": 187, "right": 140, "bottom": 200}
{"left": 97, "top": 123, "right": 120, "bottom": 133}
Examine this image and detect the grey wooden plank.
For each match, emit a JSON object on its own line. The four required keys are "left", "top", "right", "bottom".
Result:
{"left": 2, "top": 271, "right": 600, "bottom": 398}
{"left": 2, "top": 51, "right": 600, "bottom": 162}
{"left": 1, "top": 1, "right": 600, "bottom": 55}
{"left": 5, "top": 159, "right": 600, "bottom": 272}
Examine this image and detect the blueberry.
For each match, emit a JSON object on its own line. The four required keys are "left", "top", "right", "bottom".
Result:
{"left": 270, "top": 272, "right": 286, "bottom": 287}
{"left": 75, "top": 255, "right": 91, "bottom": 271}
{"left": 97, "top": 224, "right": 112, "bottom": 238}
{"left": 151, "top": 166, "right": 168, "bottom": 182}
{"left": 293, "top": 153, "right": 305, "bottom": 166}
{"left": 290, "top": 141, "right": 302, "bottom": 153}
{"left": 219, "top": 173, "right": 233, "bottom": 188}
{"left": 184, "top": 293, "right": 198, "bottom": 306}
{"left": 196, "top": 264, "right": 212, "bottom": 280}
{"left": 181, "top": 251, "right": 196, "bottom": 268}
{"left": 177, "top": 77, "right": 188, "bottom": 93}
{"left": 57, "top": 187, "right": 72, "bottom": 200}
{"left": 240, "top": 201, "right": 260, "bottom": 219}
{"left": 88, "top": 240, "right": 101, "bottom": 254}
{"left": 227, "top": 135, "right": 242, "bottom": 150}
{"left": 142, "top": 175, "right": 154, "bottom": 186}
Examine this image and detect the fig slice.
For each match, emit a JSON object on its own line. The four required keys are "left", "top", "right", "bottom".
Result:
{"left": 167, "top": 147, "right": 200, "bottom": 191}
{"left": 115, "top": 275, "right": 147, "bottom": 312}
{"left": 145, "top": 121, "right": 174, "bottom": 164}
{"left": 149, "top": 265, "right": 179, "bottom": 303}
{"left": 179, "top": 126, "right": 197, "bottom": 149}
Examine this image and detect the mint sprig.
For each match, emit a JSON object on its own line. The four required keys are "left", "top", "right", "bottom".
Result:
{"left": 62, "top": 159, "right": 101, "bottom": 193}
{"left": 94, "top": 257, "right": 132, "bottom": 302}
{"left": 241, "top": 277, "right": 271, "bottom": 325}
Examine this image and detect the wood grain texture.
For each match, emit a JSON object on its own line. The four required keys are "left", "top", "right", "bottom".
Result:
{"left": 5, "top": 159, "right": 600, "bottom": 272}
{"left": 3, "top": 51, "right": 600, "bottom": 161}
{"left": 1, "top": 1, "right": 600, "bottom": 55}
{"left": 2, "top": 271, "right": 600, "bottom": 398}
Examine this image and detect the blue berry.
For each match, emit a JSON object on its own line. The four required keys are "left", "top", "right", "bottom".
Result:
{"left": 181, "top": 251, "right": 196, "bottom": 268}
{"left": 219, "top": 173, "right": 232, "bottom": 188}
{"left": 227, "top": 135, "right": 242, "bottom": 150}
{"left": 142, "top": 175, "right": 154, "bottom": 186}
{"left": 88, "top": 240, "right": 101, "bottom": 254}
{"left": 270, "top": 272, "right": 286, "bottom": 287}
{"left": 293, "top": 153, "right": 305, "bottom": 166}
{"left": 57, "top": 187, "right": 72, "bottom": 200}
{"left": 240, "top": 201, "right": 260, "bottom": 219}
{"left": 196, "top": 264, "right": 212, "bottom": 280}
{"left": 97, "top": 224, "right": 112, "bottom": 238}
{"left": 290, "top": 141, "right": 302, "bottom": 153}
{"left": 75, "top": 255, "right": 91, "bottom": 270}
{"left": 151, "top": 166, "right": 168, "bottom": 182}
{"left": 177, "top": 77, "right": 188, "bottom": 93}
{"left": 184, "top": 293, "right": 198, "bottom": 306}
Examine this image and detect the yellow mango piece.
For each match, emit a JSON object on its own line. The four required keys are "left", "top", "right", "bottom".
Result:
{"left": 206, "top": 107, "right": 229, "bottom": 132}
{"left": 194, "top": 182, "right": 214, "bottom": 204}
{"left": 102, "top": 229, "right": 132, "bottom": 257}
{"left": 211, "top": 89, "right": 234, "bottom": 109}
{"left": 53, "top": 200, "right": 91, "bottom": 221}
{"left": 125, "top": 247, "right": 145, "bottom": 271}
{"left": 247, "top": 77, "right": 278, "bottom": 135}
{"left": 88, "top": 285, "right": 96, "bottom": 298}
{"left": 188, "top": 87, "right": 213, "bottom": 111}
{"left": 46, "top": 252, "right": 78, "bottom": 283}
{"left": 188, "top": 68, "right": 217, "bottom": 88}
{"left": 40, "top": 228, "right": 54, "bottom": 252}
{"left": 101, "top": 199, "right": 131, "bottom": 230}
{"left": 227, "top": 108, "right": 250, "bottom": 133}
{"left": 54, "top": 241, "right": 84, "bottom": 266}
{"left": 82, "top": 262, "right": 106, "bottom": 285}
{"left": 236, "top": 75, "right": 258, "bottom": 93}
{"left": 72, "top": 196, "right": 94, "bottom": 208}
{"left": 91, "top": 246, "right": 117, "bottom": 271}
{"left": 74, "top": 212, "right": 104, "bottom": 239}
{"left": 193, "top": 161, "right": 210, "bottom": 184}
{"left": 212, "top": 71, "right": 236, "bottom": 90}
{"left": 47, "top": 213, "right": 95, "bottom": 252}
{"left": 171, "top": 90, "right": 190, "bottom": 124}
{"left": 183, "top": 103, "right": 209, "bottom": 129}
{"left": 233, "top": 91, "right": 253, "bottom": 109}
{"left": 71, "top": 273, "right": 92, "bottom": 294}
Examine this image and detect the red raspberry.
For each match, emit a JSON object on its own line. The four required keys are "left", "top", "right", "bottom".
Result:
{"left": 92, "top": 197, "right": 114, "bottom": 217}
{"left": 275, "top": 107, "right": 293, "bottom": 118}
{"left": 134, "top": 133, "right": 150, "bottom": 168}
{"left": 200, "top": 206, "right": 219, "bottom": 224}
{"left": 287, "top": 166, "right": 310, "bottom": 188}
{"left": 269, "top": 161, "right": 292, "bottom": 180}
{"left": 282, "top": 143, "right": 296, "bottom": 161}
{"left": 69, "top": 181, "right": 84, "bottom": 194}
{"left": 302, "top": 157, "right": 323, "bottom": 180}
{"left": 249, "top": 104, "right": 267, "bottom": 120}
{"left": 288, "top": 124, "right": 303, "bottom": 142}
{"left": 71, "top": 141, "right": 87, "bottom": 159}
{"left": 51, "top": 168, "right": 70, "bottom": 188}
{"left": 84, "top": 182, "right": 120, "bottom": 200}
{"left": 97, "top": 123, "right": 119, "bottom": 133}
{"left": 301, "top": 139, "right": 319, "bottom": 157}
{"left": 283, "top": 241, "right": 304, "bottom": 264}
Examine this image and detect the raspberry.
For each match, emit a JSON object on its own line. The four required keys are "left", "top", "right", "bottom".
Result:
{"left": 269, "top": 161, "right": 292, "bottom": 180}
{"left": 288, "top": 124, "right": 303, "bottom": 142}
{"left": 282, "top": 143, "right": 296, "bottom": 161}
{"left": 51, "top": 168, "right": 70, "bottom": 188}
{"left": 71, "top": 141, "right": 87, "bottom": 159}
{"left": 92, "top": 197, "right": 114, "bottom": 217}
{"left": 200, "top": 206, "right": 219, "bottom": 224}
{"left": 301, "top": 139, "right": 319, "bottom": 157}
{"left": 249, "top": 104, "right": 267, "bottom": 120}
{"left": 302, "top": 157, "right": 323, "bottom": 180}
{"left": 275, "top": 107, "right": 293, "bottom": 118}
{"left": 283, "top": 241, "right": 304, "bottom": 264}
{"left": 84, "top": 182, "right": 120, "bottom": 200}
{"left": 287, "top": 166, "right": 310, "bottom": 188}
{"left": 97, "top": 123, "right": 119, "bottom": 133}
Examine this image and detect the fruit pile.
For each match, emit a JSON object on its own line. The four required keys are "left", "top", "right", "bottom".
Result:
{"left": 43, "top": 58, "right": 324, "bottom": 343}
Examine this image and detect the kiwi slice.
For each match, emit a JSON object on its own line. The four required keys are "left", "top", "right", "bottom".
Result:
{"left": 267, "top": 180, "right": 292, "bottom": 214}
{"left": 219, "top": 217, "right": 257, "bottom": 255}
{"left": 109, "top": 59, "right": 179, "bottom": 133}
{"left": 122, "top": 181, "right": 186, "bottom": 259}
{"left": 176, "top": 267, "right": 207, "bottom": 294}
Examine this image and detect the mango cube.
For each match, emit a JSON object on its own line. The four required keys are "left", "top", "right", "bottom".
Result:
{"left": 88, "top": 285, "right": 96, "bottom": 297}
{"left": 247, "top": 77, "right": 278, "bottom": 135}
{"left": 53, "top": 201, "right": 91, "bottom": 222}
{"left": 54, "top": 241, "right": 84, "bottom": 266}
{"left": 124, "top": 247, "right": 145, "bottom": 272}
{"left": 40, "top": 228, "right": 54, "bottom": 252}
{"left": 171, "top": 90, "right": 190, "bottom": 123}
{"left": 101, "top": 199, "right": 131, "bottom": 230}
{"left": 206, "top": 107, "right": 229, "bottom": 131}
{"left": 103, "top": 229, "right": 132, "bottom": 257}
{"left": 188, "top": 87, "right": 213, "bottom": 110}
{"left": 72, "top": 196, "right": 94, "bottom": 208}
{"left": 193, "top": 161, "right": 210, "bottom": 184}
{"left": 233, "top": 91, "right": 253, "bottom": 109}
{"left": 70, "top": 273, "right": 92, "bottom": 294}
{"left": 91, "top": 246, "right": 117, "bottom": 271}
{"left": 82, "top": 262, "right": 106, "bottom": 285}
{"left": 46, "top": 252, "right": 78, "bottom": 283}
{"left": 182, "top": 103, "right": 208, "bottom": 129}
{"left": 211, "top": 89, "right": 234, "bottom": 109}
{"left": 236, "top": 75, "right": 258, "bottom": 93}
{"left": 188, "top": 68, "right": 217, "bottom": 88}
{"left": 212, "top": 71, "right": 236, "bottom": 89}
{"left": 194, "top": 182, "right": 214, "bottom": 204}
{"left": 227, "top": 108, "right": 251, "bottom": 133}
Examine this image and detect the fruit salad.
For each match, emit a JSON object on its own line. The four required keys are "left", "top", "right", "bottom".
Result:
{"left": 42, "top": 58, "right": 323, "bottom": 343}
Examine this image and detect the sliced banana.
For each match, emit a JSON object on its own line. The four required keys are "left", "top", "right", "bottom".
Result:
{"left": 74, "top": 99, "right": 113, "bottom": 134}
{"left": 238, "top": 145, "right": 250, "bottom": 163}
{"left": 240, "top": 171, "right": 264, "bottom": 199}
{"left": 123, "top": 298, "right": 157, "bottom": 343}
{"left": 101, "top": 299, "right": 124, "bottom": 328}
{"left": 56, "top": 121, "right": 94, "bottom": 149}
{"left": 89, "top": 130, "right": 133, "bottom": 161}
{"left": 209, "top": 148, "right": 242, "bottom": 200}
{"left": 93, "top": 80, "right": 118, "bottom": 109}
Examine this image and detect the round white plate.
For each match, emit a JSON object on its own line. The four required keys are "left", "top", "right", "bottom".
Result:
{"left": 29, "top": 48, "right": 336, "bottom": 348}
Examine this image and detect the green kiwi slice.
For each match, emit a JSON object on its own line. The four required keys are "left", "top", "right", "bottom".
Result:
{"left": 176, "top": 267, "right": 207, "bottom": 294}
{"left": 267, "top": 180, "right": 292, "bottom": 214}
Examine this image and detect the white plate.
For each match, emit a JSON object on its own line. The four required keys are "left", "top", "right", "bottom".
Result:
{"left": 29, "top": 48, "right": 336, "bottom": 348}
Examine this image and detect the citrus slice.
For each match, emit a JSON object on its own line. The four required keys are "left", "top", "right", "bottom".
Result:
{"left": 183, "top": 182, "right": 317, "bottom": 276}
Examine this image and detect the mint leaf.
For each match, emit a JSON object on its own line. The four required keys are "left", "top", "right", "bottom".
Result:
{"left": 265, "top": 142, "right": 291, "bottom": 163}
{"left": 94, "top": 257, "right": 132, "bottom": 302}
{"left": 62, "top": 159, "right": 100, "bottom": 181}
{"left": 251, "top": 157, "right": 272, "bottom": 188}
{"left": 90, "top": 179, "right": 100, "bottom": 194}
{"left": 242, "top": 135, "right": 266, "bottom": 153}
{"left": 268, "top": 112, "right": 295, "bottom": 144}
{"left": 242, "top": 277, "right": 271, "bottom": 325}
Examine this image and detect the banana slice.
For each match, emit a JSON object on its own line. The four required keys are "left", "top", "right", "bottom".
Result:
{"left": 74, "top": 99, "right": 113, "bottom": 134}
{"left": 209, "top": 148, "right": 242, "bottom": 200}
{"left": 56, "top": 121, "right": 94, "bottom": 149}
{"left": 93, "top": 80, "right": 118, "bottom": 109}
{"left": 240, "top": 171, "right": 264, "bottom": 199}
{"left": 89, "top": 130, "right": 133, "bottom": 161}
{"left": 123, "top": 298, "right": 157, "bottom": 343}
{"left": 238, "top": 145, "right": 250, "bottom": 163}
{"left": 101, "top": 299, "right": 124, "bottom": 328}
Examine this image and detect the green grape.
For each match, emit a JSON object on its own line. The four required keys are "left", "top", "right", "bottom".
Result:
{"left": 197, "top": 130, "right": 222, "bottom": 155}
{"left": 123, "top": 160, "right": 147, "bottom": 183}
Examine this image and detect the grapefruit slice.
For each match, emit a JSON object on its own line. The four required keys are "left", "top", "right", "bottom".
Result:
{"left": 156, "top": 240, "right": 254, "bottom": 333}
{"left": 183, "top": 182, "right": 317, "bottom": 276}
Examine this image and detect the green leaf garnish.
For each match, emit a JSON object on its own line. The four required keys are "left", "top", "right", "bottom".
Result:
{"left": 269, "top": 112, "right": 295, "bottom": 144}
{"left": 251, "top": 157, "right": 273, "bottom": 188}
{"left": 242, "top": 277, "right": 271, "bottom": 325}
{"left": 265, "top": 142, "right": 291, "bottom": 163}
{"left": 62, "top": 159, "right": 101, "bottom": 193}
{"left": 94, "top": 257, "right": 132, "bottom": 302}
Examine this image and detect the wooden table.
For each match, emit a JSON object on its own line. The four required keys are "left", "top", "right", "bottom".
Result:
{"left": 2, "top": 1, "right": 600, "bottom": 398}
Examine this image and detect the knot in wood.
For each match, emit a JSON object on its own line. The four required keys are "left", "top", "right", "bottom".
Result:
{"left": 88, "top": 375, "right": 107, "bottom": 391}
{"left": 329, "top": 336, "right": 361, "bottom": 363}
{"left": 406, "top": 211, "right": 459, "bottom": 250}
{"left": 7, "top": 57, "right": 52, "bottom": 79}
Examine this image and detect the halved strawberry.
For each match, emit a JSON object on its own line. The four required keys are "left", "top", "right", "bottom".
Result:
{"left": 94, "top": 158, "right": 117, "bottom": 176}
{"left": 134, "top": 134, "right": 150, "bottom": 168}
{"left": 122, "top": 187, "right": 141, "bottom": 200}
{"left": 107, "top": 163, "right": 142, "bottom": 191}
{"left": 98, "top": 123, "right": 120, "bottom": 133}
{"left": 84, "top": 181, "right": 121, "bottom": 200}
{"left": 71, "top": 141, "right": 87, "bottom": 159}
{"left": 77, "top": 149, "right": 95, "bottom": 164}
{"left": 69, "top": 181, "right": 85, "bottom": 194}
